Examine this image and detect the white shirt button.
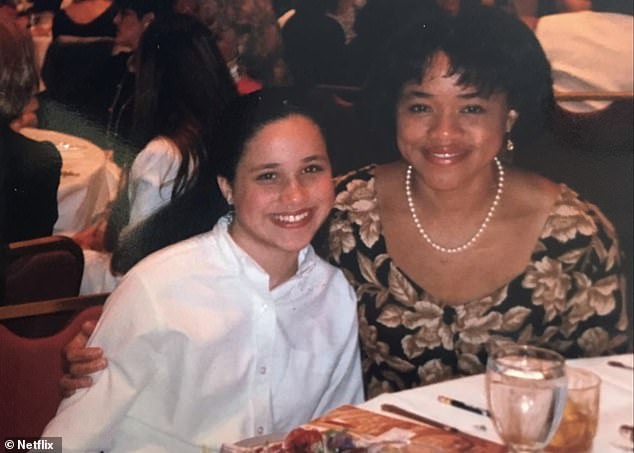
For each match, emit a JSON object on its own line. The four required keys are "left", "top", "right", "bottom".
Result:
{"left": 257, "top": 426, "right": 264, "bottom": 435}
{"left": 259, "top": 366, "right": 267, "bottom": 375}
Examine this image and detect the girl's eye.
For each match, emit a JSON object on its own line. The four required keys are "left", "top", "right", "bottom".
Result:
{"left": 408, "top": 104, "right": 430, "bottom": 113}
{"left": 303, "top": 164, "right": 324, "bottom": 174}
{"left": 256, "top": 172, "right": 277, "bottom": 181}
{"left": 462, "top": 104, "right": 485, "bottom": 114}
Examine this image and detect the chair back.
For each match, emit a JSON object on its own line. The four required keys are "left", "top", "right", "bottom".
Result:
{"left": 0, "top": 303, "right": 103, "bottom": 440}
{"left": 3, "top": 236, "right": 84, "bottom": 306}
{"left": 0, "top": 292, "right": 107, "bottom": 338}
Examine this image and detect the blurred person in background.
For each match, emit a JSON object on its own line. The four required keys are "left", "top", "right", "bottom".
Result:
{"left": 38, "top": 0, "right": 173, "bottom": 166}
{"left": 52, "top": 0, "right": 117, "bottom": 39}
{"left": 0, "top": 0, "right": 30, "bottom": 28}
{"left": 146, "top": 0, "right": 288, "bottom": 88}
{"left": 0, "top": 15, "right": 61, "bottom": 243}
{"left": 210, "top": 17, "right": 263, "bottom": 93}
{"left": 221, "top": 0, "right": 289, "bottom": 86}
{"left": 74, "top": 13, "right": 237, "bottom": 293}
{"left": 281, "top": 0, "right": 347, "bottom": 87}
{"left": 345, "top": 0, "right": 445, "bottom": 87}
{"left": 101, "top": 0, "right": 172, "bottom": 163}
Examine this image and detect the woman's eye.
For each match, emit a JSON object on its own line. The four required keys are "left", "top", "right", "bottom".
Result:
{"left": 462, "top": 104, "right": 485, "bottom": 114}
{"left": 256, "top": 172, "right": 277, "bottom": 181}
{"left": 408, "top": 104, "right": 430, "bottom": 113}
{"left": 303, "top": 164, "right": 324, "bottom": 174}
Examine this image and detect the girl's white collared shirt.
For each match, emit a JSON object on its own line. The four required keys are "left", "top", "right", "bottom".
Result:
{"left": 44, "top": 216, "right": 363, "bottom": 452}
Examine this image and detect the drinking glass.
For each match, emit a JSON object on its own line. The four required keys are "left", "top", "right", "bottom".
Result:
{"left": 547, "top": 367, "right": 600, "bottom": 453}
{"left": 486, "top": 344, "right": 567, "bottom": 453}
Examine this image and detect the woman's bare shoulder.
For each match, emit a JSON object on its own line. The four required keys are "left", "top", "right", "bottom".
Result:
{"left": 505, "top": 167, "right": 561, "bottom": 215}
{"left": 374, "top": 161, "right": 406, "bottom": 194}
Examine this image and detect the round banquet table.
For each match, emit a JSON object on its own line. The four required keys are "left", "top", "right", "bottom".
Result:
{"left": 20, "top": 127, "right": 120, "bottom": 236}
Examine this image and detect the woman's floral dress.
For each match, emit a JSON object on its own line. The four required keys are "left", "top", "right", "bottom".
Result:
{"left": 326, "top": 166, "right": 629, "bottom": 398}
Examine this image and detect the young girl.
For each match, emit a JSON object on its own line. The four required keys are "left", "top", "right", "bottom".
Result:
{"left": 42, "top": 90, "right": 363, "bottom": 451}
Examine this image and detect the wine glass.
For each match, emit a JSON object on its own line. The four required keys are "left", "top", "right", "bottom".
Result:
{"left": 486, "top": 344, "right": 567, "bottom": 453}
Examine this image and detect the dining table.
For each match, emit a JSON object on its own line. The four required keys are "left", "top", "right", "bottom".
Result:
{"left": 358, "top": 353, "right": 634, "bottom": 452}
{"left": 223, "top": 354, "right": 633, "bottom": 452}
{"left": 20, "top": 127, "right": 120, "bottom": 236}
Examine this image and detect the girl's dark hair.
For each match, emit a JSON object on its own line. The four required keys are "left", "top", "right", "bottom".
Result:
{"left": 111, "top": 88, "right": 323, "bottom": 273}
{"left": 358, "top": 5, "right": 555, "bottom": 150}
{"left": 132, "top": 13, "right": 237, "bottom": 197}
{"left": 107, "top": 14, "right": 238, "bottom": 269}
{"left": 214, "top": 88, "right": 324, "bottom": 184}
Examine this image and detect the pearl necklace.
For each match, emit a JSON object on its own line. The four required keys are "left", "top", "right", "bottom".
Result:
{"left": 405, "top": 157, "right": 504, "bottom": 254}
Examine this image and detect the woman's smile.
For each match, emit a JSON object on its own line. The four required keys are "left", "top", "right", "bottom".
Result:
{"left": 271, "top": 208, "right": 313, "bottom": 227}
{"left": 424, "top": 147, "right": 470, "bottom": 165}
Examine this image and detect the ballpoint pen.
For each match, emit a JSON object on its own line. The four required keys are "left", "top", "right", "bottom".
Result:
{"left": 437, "top": 395, "right": 491, "bottom": 418}
{"left": 380, "top": 403, "right": 460, "bottom": 433}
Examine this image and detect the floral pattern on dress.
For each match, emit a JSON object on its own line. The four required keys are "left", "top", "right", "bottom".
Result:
{"left": 327, "top": 165, "right": 629, "bottom": 398}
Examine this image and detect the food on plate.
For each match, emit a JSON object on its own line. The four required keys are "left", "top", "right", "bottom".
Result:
{"left": 283, "top": 428, "right": 324, "bottom": 452}
{"left": 223, "top": 428, "right": 367, "bottom": 453}
{"left": 284, "top": 428, "right": 367, "bottom": 453}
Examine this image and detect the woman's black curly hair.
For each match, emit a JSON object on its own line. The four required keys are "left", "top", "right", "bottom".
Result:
{"left": 358, "top": 5, "right": 555, "bottom": 151}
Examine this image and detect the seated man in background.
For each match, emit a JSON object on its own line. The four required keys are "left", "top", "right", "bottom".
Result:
{"left": 535, "top": 0, "right": 633, "bottom": 112}
{"left": 0, "top": 16, "right": 61, "bottom": 243}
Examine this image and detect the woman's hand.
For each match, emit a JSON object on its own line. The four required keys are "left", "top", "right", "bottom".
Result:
{"left": 60, "top": 320, "right": 107, "bottom": 397}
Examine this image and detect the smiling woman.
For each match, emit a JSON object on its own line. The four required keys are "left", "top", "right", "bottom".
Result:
{"left": 325, "top": 4, "right": 629, "bottom": 397}
{"left": 42, "top": 90, "right": 363, "bottom": 450}
{"left": 217, "top": 113, "right": 334, "bottom": 288}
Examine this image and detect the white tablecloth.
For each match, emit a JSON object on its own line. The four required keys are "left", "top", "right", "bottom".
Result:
{"left": 20, "top": 128, "right": 120, "bottom": 236}
{"left": 360, "top": 354, "right": 634, "bottom": 452}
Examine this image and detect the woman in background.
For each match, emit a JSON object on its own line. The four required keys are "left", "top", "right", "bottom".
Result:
{"left": 75, "top": 13, "right": 237, "bottom": 292}
{"left": 53, "top": 0, "right": 117, "bottom": 38}
{"left": 0, "top": 15, "right": 61, "bottom": 243}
